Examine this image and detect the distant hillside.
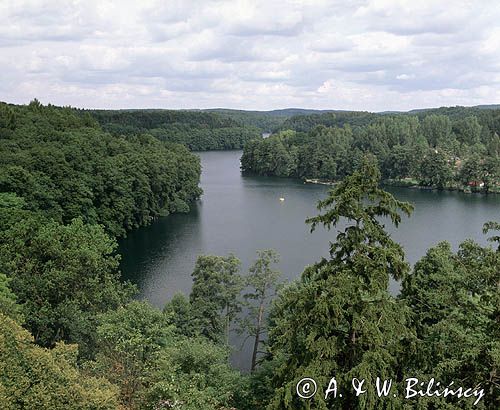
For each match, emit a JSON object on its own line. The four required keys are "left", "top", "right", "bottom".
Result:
{"left": 204, "top": 104, "right": 500, "bottom": 132}
{"left": 80, "top": 108, "right": 261, "bottom": 151}
{"left": 273, "top": 105, "right": 500, "bottom": 133}
{"left": 203, "top": 108, "right": 351, "bottom": 131}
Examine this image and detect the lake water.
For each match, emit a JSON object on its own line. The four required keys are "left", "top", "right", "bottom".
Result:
{"left": 119, "top": 150, "right": 500, "bottom": 369}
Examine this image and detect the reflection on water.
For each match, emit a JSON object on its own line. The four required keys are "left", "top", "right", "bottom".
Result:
{"left": 120, "top": 206, "right": 202, "bottom": 306}
{"left": 119, "top": 150, "right": 500, "bottom": 369}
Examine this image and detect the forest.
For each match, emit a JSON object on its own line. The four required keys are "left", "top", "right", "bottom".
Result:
{"left": 0, "top": 101, "right": 499, "bottom": 409}
{"left": 86, "top": 108, "right": 263, "bottom": 151}
{"left": 241, "top": 108, "right": 500, "bottom": 193}
{"left": 0, "top": 100, "right": 203, "bottom": 237}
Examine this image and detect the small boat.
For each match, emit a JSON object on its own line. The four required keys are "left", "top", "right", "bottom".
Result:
{"left": 279, "top": 197, "right": 285, "bottom": 201}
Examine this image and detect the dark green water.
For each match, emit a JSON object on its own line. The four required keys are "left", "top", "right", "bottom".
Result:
{"left": 119, "top": 150, "right": 500, "bottom": 368}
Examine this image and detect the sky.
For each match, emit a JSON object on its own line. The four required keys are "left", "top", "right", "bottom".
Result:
{"left": 1, "top": 0, "right": 500, "bottom": 111}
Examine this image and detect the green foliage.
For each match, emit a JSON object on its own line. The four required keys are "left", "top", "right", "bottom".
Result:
{"left": 241, "top": 125, "right": 353, "bottom": 180}
{"left": 418, "top": 150, "right": 454, "bottom": 189}
{"left": 401, "top": 240, "right": 499, "bottom": 408}
{"left": 279, "top": 111, "right": 378, "bottom": 132}
{"left": 164, "top": 292, "right": 196, "bottom": 337}
{"left": 0, "top": 217, "right": 135, "bottom": 357}
{"left": 454, "top": 115, "right": 482, "bottom": 145}
{"left": 0, "top": 104, "right": 17, "bottom": 131}
{"left": 204, "top": 108, "right": 289, "bottom": 131}
{"left": 244, "top": 353, "right": 285, "bottom": 409}
{"left": 88, "top": 301, "right": 173, "bottom": 408}
{"left": 190, "top": 254, "right": 243, "bottom": 344}
{"left": 482, "top": 156, "right": 500, "bottom": 193}
{"left": 0, "top": 312, "right": 119, "bottom": 410}
{"left": 458, "top": 153, "right": 490, "bottom": 190}
{"left": 383, "top": 144, "right": 423, "bottom": 179}
{"left": 483, "top": 221, "right": 500, "bottom": 249}
{"left": 2, "top": 98, "right": 500, "bottom": 409}
{"left": 239, "top": 249, "right": 282, "bottom": 372}
{"left": 87, "top": 109, "right": 262, "bottom": 151}
{"left": 0, "top": 273, "right": 21, "bottom": 322}
{"left": 88, "top": 301, "right": 246, "bottom": 410}
{"left": 146, "top": 336, "right": 246, "bottom": 410}
{"left": 267, "top": 159, "right": 415, "bottom": 409}
{"left": 307, "top": 157, "right": 413, "bottom": 281}
{"left": 0, "top": 101, "right": 202, "bottom": 237}
{"left": 241, "top": 108, "right": 500, "bottom": 192}
{"left": 421, "top": 114, "right": 452, "bottom": 147}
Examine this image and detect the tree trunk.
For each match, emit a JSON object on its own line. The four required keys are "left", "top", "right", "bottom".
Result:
{"left": 225, "top": 305, "right": 230, "bottom": 345}
{"left": 251, "top": 300, "right": 265, "bottom": 372}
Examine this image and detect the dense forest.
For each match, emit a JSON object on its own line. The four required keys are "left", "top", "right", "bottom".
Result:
{"left": 0, "top": 100, "right": 202, "bottom": 237}
{"left": 203, "top": 108, "right": 338, "bottom": 131}
{"left": 86, "top": 109, "right": 262, "bottom": 151}
{"left": 241, "top": 107, "right": 500, "bottom": 193}
{"left": 0, "top": 101, "right": 499, "bottom": 409}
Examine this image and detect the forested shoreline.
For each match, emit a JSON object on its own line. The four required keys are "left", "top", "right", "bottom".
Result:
{"left": 85, "top": 108, "right": 263, "bottom": 151}
{"left": 0, "top": 100, "right": 203, "bottom": 237}
{"left": 241, "top": 108, "right": 500, "bottom": 193}
{"left": 0, "top": 101, "right": 499, "bottom": 409}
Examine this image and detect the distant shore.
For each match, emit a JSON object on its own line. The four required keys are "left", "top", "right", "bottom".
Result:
{"left": 303, "top": 177, "right": 500, "bottom": 194}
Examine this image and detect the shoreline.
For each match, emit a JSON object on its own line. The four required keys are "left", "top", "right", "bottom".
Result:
{"left": 302, "top": 177, "right": 499, "bottom": 194}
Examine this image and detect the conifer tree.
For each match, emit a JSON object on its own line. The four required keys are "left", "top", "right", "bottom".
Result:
{"left": 190, "top": 254, "right": 243, "bottom": 344}
{"left": 267, "top": 157, "right": 415, "bottom": 409}
{"left": 401, "top": 238, "right": 499, "bottom": 409}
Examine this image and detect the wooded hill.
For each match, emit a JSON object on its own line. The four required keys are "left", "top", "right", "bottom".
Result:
{"left": 0, "top": 100, "right": 202, "bottom": 237}
{"left": 241, "top": 106, "right": 500, "bottom": 193}
{"left": 85, "top": 108, "right": 262, "bottom": 150}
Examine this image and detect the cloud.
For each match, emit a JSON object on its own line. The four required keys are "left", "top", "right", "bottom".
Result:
{"left": 396, "top": 74, "right": 415, "bottom": 80}
{"left": 0, "top": 0, "right": 499, "bottom": 111}
{"left": 354, "top": 0, "right": 471, "bottom": 35}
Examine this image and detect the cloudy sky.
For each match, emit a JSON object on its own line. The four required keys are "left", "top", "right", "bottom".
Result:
{"left": 1, "top": 0, "right": 500, "bottom": 111}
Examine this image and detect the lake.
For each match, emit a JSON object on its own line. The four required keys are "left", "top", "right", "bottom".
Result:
{"left": 119, "top": 149, "right": 500, "bottom": 369}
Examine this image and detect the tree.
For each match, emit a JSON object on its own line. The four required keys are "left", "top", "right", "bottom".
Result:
{"left": 146, "top": 335, "right": 247, "bottom": 410}
{"left": 88, "top": 301, "right": 173, "bottom": 408}
{"left": 240, "top": 109, "right": 499, "bottom": 191}
{"left": 0, "top": 104, "right": 16, "bottom": 131}
{"left": 382, "top": 144, "right": 418, "bottom": 179}
{"left": 306, "top": 156, "right": 413, "bottom": 281}
{"left": 483, "top": 221, "right": 500, "bottom": 249}
{"left": 418, "top": 149, "right": 453, "bottom": 189}
{"left": 267, "top": 158, "right": 415, "bottom": 409}
{"left": 458, "top": 153, "right": 484, "bottom": 187}
{"left": 401, "top": 239, "right": 499, "bottom": 408}
{"left": 482, "top": 156, "right": 500, "bottom": 193}
{"left": 454, "top": 115, "right": 482, "bottom": 146}
{"left": 0, "top": 217, "right": 135, "bottom": 357}
{"left": 0, "top": 312, "right": 119, "bottom": 410}
{"left": 486, "top": 132, "right": 500, "bottom": 156}
{"left": 88, "top": 301, "right": 247, "bottom": 410}
{"left": 239, "top": 249, "right": 282, "bottom": 372}
{"left": 163, "top": 292, "right": 196, "bottom": 337}
{"left": 0, "top": 102, "right": 203, "bottom": 238}
{"left": 190, "top": 254, "right": 243, "bottom": 344}
{"left": 421, "top": 114, "right": 452, "bottom": 147}
{"left": 0, "top": 273, "right": 21, "bottom": 322}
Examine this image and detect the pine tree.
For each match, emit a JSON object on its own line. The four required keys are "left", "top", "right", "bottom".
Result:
{"left": 401, "top": 239, "right": 499, "bottom": 409}
{"left": 267, "top": 157, "right": 415, "bottom": 409}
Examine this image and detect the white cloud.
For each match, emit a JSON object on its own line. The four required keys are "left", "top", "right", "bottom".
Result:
{"left": 0, "top": 0, "right": 499, "bottom": 111}
{"left": 396, "top": 74, "right": 415, "bottom": 80}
